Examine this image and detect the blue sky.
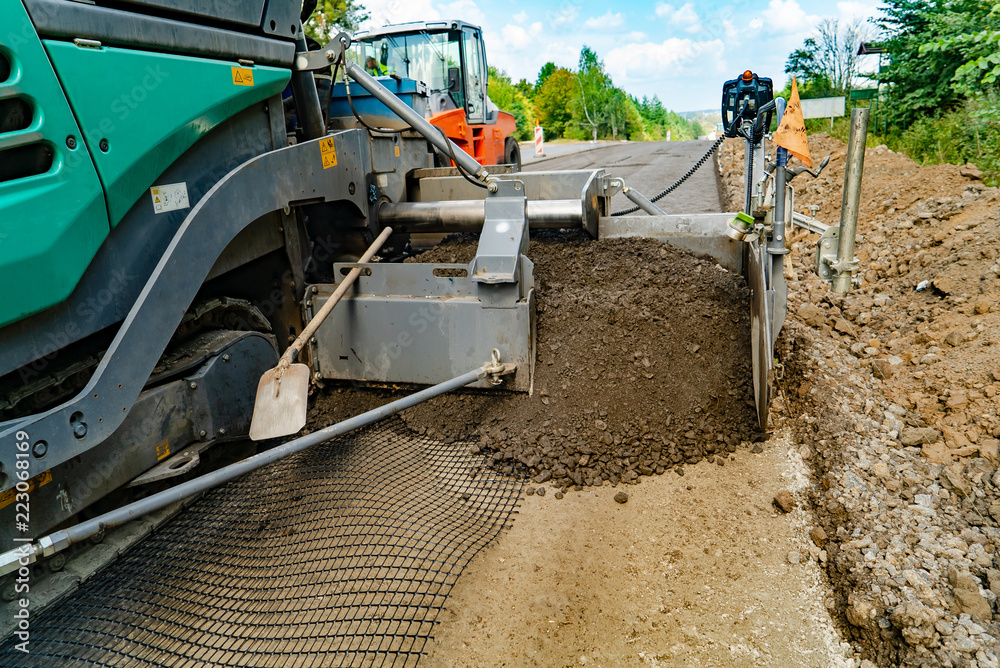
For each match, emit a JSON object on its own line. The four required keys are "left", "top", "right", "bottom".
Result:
{"left": 359, "top": 0, "right": 884, "bottom": 111}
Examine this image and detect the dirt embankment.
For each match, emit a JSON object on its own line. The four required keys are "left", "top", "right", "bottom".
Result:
{"left": 720, "top": 134, "right": 1000, "bottom": 666}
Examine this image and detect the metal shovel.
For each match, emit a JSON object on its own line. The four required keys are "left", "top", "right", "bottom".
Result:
{"left": 249, "top": 227, "right": 393, "bottom": 440}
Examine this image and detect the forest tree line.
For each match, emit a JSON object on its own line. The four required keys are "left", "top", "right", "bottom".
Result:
{"left": 487, "top": 47, "right": 705, "bottom": 143}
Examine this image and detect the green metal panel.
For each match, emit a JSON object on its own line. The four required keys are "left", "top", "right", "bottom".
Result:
{"left": 849, "top": 88, "right": 877, "bottom": 101}
{"left": 0, "top": 2, "right": 110, "bottom": 328}
{"left": 44, "top": 42, "right": 290, "bottom": 224}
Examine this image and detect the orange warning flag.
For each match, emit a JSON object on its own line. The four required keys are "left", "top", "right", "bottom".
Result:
{"left": 774, "top": 76, "right": 812, "bottom": 167}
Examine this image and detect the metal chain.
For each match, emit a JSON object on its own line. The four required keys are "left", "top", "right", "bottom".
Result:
{"left": 611, "top": 135, "right": 725, "bottom": 216}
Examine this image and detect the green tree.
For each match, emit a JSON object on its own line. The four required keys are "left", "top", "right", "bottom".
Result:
{"left": 921, "top": 2, "right": 1000, "bottom": 95}
{"left": 634, "top": 96, "right": 702, "bottom": 140}
{"left": 573, "top": 46, "right": 612, "bottom": 141}
{"left": 785, "top": 38, "right": 823, "bottom": 83}
{"left": 535, "top": 62, "right": 558, "bottom": 89}
{"left": 876, "top": 0, "right": 996, "bottom": 124}
{"left": 534, "top": 68, "right": 576, "bottom": 137}
{"left": 823, "top": 0, "right": 1000, "bottom": 183}
{"left": 604, "top": 89, "right": 629, "bottom": 140}
{"left": 302, "top": 0, "right": 368, "bottom": 43}
{"left": 488, "top": 67, "right": 536, "bottom": 141}
{"left": 783, "top": 18, "right": 868, "bottom": 97}
{"left": 623, "top": 97, "right": 646, "bottom": 140}
{"left": 639, "top": 96, "right": 665, "bottom": 137}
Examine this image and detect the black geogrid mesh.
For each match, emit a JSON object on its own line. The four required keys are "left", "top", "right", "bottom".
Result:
{"left": 0, "top": 417, "right": 524, "bottom": 667}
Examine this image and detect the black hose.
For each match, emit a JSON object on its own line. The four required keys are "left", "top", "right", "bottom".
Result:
{"left": 611, "top": 136, "right": 724, "bottom": 216}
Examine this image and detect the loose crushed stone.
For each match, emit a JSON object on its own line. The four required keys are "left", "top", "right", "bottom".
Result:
{"left": 719, "top": 133, "right": 1000, "bottom": 664}
{"left": 310, "top": 230, "right": 757, "bottom": 493}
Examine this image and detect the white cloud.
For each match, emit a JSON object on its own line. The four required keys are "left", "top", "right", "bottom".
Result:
{"left": 543, "top": 3, "right": 579, "bottom": 28}
{"left": 837, "top": 0, "right": 880, "bottom": 22}
{"left": 654, "top": 2, "right": 704, "bottom": 33}
{"left": 625, "top": 31, "right": 648, "bottom": 42}
{"left": 512, "top": 10, "right": 528, "bottom": 23}
{"left": 605, "top": 37, "right": 724, "bottom": 81}
{"left": 761, "top": 0, "right": 818, "bottom": 34}
{"left": 500, "top": 21, "right": 544, "bottom": 51}
{"left": 585, "top": 11, "right": 625, "bottom": 30}
{"left": 361, "top": 0, "right": 485, "bottom": 30}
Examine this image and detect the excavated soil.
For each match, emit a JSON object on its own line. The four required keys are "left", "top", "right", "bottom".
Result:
{"left": 721, "top": 135, "right": 1000, "bottom": 666}
{"left": 310, "top": 231, "right": 757, "bottom": 492}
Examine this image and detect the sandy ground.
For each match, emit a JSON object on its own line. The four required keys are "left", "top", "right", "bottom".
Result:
{"left": 419, "top": 142, "right": 852, "bottom": 667}
{"left": 422, "top": 430, "right": 850, "bottom": 667}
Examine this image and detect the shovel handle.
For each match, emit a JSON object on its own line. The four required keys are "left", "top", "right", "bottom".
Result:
{"left": 281, "top": 226, "right": 393, "bottom": 365}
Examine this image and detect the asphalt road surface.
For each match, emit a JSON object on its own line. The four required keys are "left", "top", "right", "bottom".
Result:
{"left": 524, "top": 139, "right": 725, "bottom": 215}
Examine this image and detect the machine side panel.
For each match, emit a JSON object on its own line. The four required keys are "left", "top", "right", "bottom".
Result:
{"left": 311, "top": 263, "right": 533, "bottom": 392}
{"left": 112, "top": 0, "right": 266, "bottom": 28}
{"left": 0, "top": 3, "right": 110, "bottom": 328}
{"left": 44, "top": 41, "right": 290, "bottom": 224}
{"left": 0, "top": 103, "right": 280, "bottom": 378}
{"left": 25, "top": 0, "right": 295, "bottom": 67}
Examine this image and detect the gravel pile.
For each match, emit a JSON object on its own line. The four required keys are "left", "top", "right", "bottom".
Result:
{"left": 399, "top": 231, "right": 758, "bottom": 492}
{"left": 718, "top": 135, "right": 1000, "bottom": 666}
{"left": 310, "top": 230, "right": 759, "bottom": 493}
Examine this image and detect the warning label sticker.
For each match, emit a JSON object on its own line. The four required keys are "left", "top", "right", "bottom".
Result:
{"left": 156, "top": 439, "right": 171, "bottom": 461}
{"left": 232, "top": 67, "right": 254, "bottom": 86}
{"left": 319, "top": 136, "right": 337, "bottom": 169}
{"left": 0, "top": 470, "right": 51, "bottom": 511}
{"left": 150, "top": 182, "right": 190, "bottom": 214}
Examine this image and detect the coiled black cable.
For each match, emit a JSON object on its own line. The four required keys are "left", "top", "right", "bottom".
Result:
{"left": 611, "top": 135, "right": 725, "bottom": 216}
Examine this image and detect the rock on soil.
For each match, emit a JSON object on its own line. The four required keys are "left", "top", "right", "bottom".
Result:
{"left": 719, "top": 135, "right": 1000, "bottom": 666}
{"left": 774, "top": 490, "right": 796, "bottom": 513}
{"left": 327, "top": 230, "right": 758, "bottom": 493}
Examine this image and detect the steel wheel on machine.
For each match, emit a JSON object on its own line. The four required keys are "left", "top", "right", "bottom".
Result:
{"left": 504, "top": 137, "right": 521, "bottom": 171}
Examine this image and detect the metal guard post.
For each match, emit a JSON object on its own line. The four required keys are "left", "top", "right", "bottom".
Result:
{"left": 832, "top": 107, "right": 868, "bottom": 293}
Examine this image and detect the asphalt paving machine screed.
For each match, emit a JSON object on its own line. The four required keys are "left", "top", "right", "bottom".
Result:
{"left": 0, "top": 0, "right": 865, "bottom": 586}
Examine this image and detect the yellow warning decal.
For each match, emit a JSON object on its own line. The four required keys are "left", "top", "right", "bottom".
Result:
{"left": 156, "top": 439, "right": 171, "bottom": 461}
{"left": 232, "top": 67, "right": 254, "bottom": 86}
{"left": 0, "top": 470, "right": 52, "bottom": 511}
{"left": 319, "top": 136, "right": 337, "bottom": 169}
{"left": 394, "top": 146, "right": 400, "bottom": 157}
